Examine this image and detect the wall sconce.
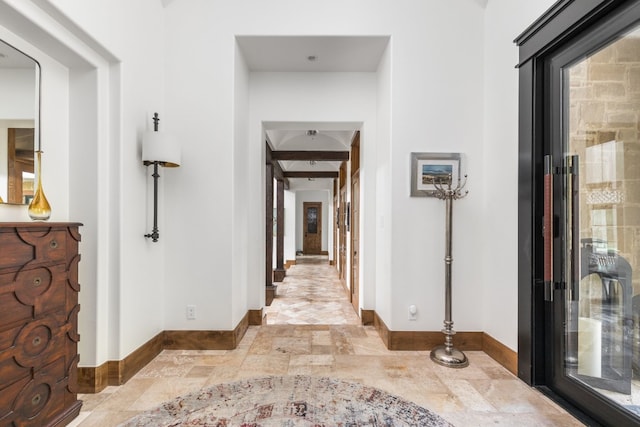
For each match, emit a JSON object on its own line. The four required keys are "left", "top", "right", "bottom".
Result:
{"left": 142, "top": 112, "right": 181, "bottom": 242}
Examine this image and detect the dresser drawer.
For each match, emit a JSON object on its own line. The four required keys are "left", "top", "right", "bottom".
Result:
{"left": 0, "top": 227, "right": 67, "bottom": 272}
{"left": 0, "top": 264, "right": 67, "bottom": 328}
{"left": 0, "top": 311, "right": 69, "bottom": 378}
{"left": 0, "top": 356, "right": 68, "bottom": 426}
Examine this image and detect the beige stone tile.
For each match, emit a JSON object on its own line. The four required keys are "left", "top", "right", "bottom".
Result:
{"left": 92, "top": 378, "right": 157, "bottom": 411}
{"left": 482, "top": 366, "right": 517, "bottom": 380}
{"left": 76, "top": 411, "right": 139, "bottom": 427}
{"left": 420, "top": 392, "right": 467, "bottom": 413}
{"left": 202, "top": 366, "right": 243, "bottom": 386}
{"left": 351, "top": 336, "right": 392, "bottom": 355}
{"left": 198, "top": 351, "right": 247, "bottom": 367}
{"left": 237, "top": 354, "right": 290, "bottom": 378}
{"left": 444, "top": 379, "right": 497, "bottom": 412}
{"left": 287, "top": 364, "right": 334, "bottom": 376}
{"left": 186, "top": 365, "right": 217, "bottom": 378}
{"left": 272, "top": 336, "right": 312, "bottom": 354}
{"left": 78, "top": 392, "right": 111, "bottom": 412}
{"left": 469, "top": 379, "right": 565, "bottom": 414}
{"left": 431, "top": 361, "right": 492, "bottom": 381}
{"left": 128, "top": 377, "right": 207, "bottom": 411}
{"left": 289, "top": 354, "right": 335, "bottom": 367}
{"left": 311, "top": 344, "right": 332, "bottom": 354}
{"left": 311, "top": 330, "right": 332, "bottom": 345}
{"left": 442, "top": 411, "right": 586, "bottom": 426}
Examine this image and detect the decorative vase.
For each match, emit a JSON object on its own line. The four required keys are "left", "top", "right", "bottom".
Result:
{"left": 28, "top": 150, "right": 51, "bottom": 221}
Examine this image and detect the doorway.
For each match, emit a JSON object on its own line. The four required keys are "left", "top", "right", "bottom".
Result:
{"left": 517, "top": 1, "right": 640, "bottom": 424}
{"left": 303, "top": 201, "right": 322, "bottom": 254}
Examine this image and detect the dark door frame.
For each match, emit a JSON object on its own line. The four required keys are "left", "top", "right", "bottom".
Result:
{"left": 516, "top": 0, "right": 640, "bottom": 425}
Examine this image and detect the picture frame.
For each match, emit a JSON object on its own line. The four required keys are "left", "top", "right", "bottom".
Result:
{"left": 410, "top": 152, "right": 462, "bottom": 197}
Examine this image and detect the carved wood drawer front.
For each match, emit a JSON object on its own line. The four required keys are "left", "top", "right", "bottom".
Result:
{"left": 0, "top": 228, "right": 67, "bottom": 271}
{"left": 0, "top": 311, "right": 67, "bottom": 377}
{"left": 0, "top": 264, "right": 67, "bottom": 327}
{"left": 0, "top": 357, "right": 67, "bottom": 426}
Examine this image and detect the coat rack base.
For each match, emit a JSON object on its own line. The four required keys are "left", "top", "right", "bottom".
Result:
{"left": 430, "top": 345, "right": 469, "bottom": 368}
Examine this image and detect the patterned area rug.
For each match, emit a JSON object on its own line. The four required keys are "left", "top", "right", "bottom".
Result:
{"left": 120, "top": 375, "right": 453, "bottom": 426}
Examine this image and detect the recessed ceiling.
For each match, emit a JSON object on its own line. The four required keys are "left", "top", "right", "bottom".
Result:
{"left": 265, "top": 121, "right": 360, "bottom": 189}
{"left": 237, "top": 36, "right": 385, "bottom": 190}
{"left": 236, "top": 36, "right": 389, "bottom": 72}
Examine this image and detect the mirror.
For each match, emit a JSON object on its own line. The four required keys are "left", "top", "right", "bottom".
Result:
{"left": 0, "top": 38, "right": 39, "bottom": 205}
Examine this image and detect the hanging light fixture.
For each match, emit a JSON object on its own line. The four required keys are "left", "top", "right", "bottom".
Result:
{"left": 142, "top": 112, "right": 181, "bottom": 242}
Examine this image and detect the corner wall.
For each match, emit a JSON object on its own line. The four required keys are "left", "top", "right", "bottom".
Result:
{"left": 482, "top": 0, "right": 557, "bottom": 350}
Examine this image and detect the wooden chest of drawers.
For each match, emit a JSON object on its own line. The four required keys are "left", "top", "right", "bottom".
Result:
{"left": 0, "top": 223, "right": 82, "bottom": 427}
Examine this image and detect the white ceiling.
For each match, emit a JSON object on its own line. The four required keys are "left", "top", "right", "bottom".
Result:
{"left": 236, "top": 36, "right": 389, "bottom": 72}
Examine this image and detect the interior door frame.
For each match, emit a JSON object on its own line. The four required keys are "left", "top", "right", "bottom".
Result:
{"left": 350, "top": 171, "right": 360, "bottom": 313}
{"left": 350, "top": 133, "right": 360, "bottom": 314}
{"left": 516, "top": 0, "right": 640, "bottom": 425}
{"left": 333, "top": 180, "right": 338, "bottom": 267}
{"left": 339, "top": 188, "right": 347, "bottom": 279}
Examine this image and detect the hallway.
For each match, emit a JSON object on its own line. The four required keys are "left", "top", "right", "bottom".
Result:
{"left": 265, "top": 255, "right": 360, "bottom": 325}
{"left": 71, "top": 259, "right": 584, "bottom": 426}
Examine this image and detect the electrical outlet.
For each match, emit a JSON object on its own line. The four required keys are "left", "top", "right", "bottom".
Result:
{"left": 408, "top": 305, "right": 417, "bottom": 321}
{"left": 186, "top": 305, "right": 196, "bottom": 320}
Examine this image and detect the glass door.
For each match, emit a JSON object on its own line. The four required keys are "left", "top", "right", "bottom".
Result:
{"left": 547, "top": 10, "right": 640, "bottom": 424}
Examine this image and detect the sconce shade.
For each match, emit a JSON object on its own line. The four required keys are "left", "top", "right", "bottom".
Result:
{"left": 142, "top": 131, "right": 181, "bottom": 167}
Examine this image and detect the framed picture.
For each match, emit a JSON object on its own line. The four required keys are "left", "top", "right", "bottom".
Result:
{"left": 410, "top": 152, "right": 461, "bottom": 197}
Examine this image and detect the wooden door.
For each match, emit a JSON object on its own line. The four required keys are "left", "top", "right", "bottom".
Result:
{"left": 339, "top": 187, "right": 347, "bottom": 280}
{"left": 303, "top": 202, "right": 322, "bottom": 254}
{"left": 350, "top": 172, "right": 360, "bottom": 312}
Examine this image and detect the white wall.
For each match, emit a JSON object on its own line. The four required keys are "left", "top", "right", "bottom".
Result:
{"left": 385, "top": 1, "right": 486, "bottom": 331}
{"left": 232, "top": 38, "right": 251, "bottom": 325}
{"left": 482, "top": 0, "right": 557, "bottom": 350}
{"left": 374, "top": 41, "right": 392, "bottom": 321}
{"left": 295, "top": 190, "right": 331, "bottom": 253}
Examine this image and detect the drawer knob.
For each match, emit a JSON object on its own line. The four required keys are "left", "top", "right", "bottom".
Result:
{"left": 33, "top": 277, "right": 42, "bottom": 286}
{"left": 49, "top": 240, "right": 58, "bottom": 249}
{"left": 32, "top": 393, "right": 41, "bottom": 406}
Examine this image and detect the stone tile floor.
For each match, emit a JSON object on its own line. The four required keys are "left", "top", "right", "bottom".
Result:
{"left": 70, "top": 257, "right": 584, "bottom": 426}
{"left": 264, "top": 256, "right": 360, "bottom": 325}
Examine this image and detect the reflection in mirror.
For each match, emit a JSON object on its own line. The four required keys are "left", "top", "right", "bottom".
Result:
{"left": 0, "top": 39, "right": 39, "bottom": 205}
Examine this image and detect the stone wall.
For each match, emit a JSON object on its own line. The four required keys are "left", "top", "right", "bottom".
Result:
{"left": 569, "top": 32, "right": 640, "bottom": 297}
